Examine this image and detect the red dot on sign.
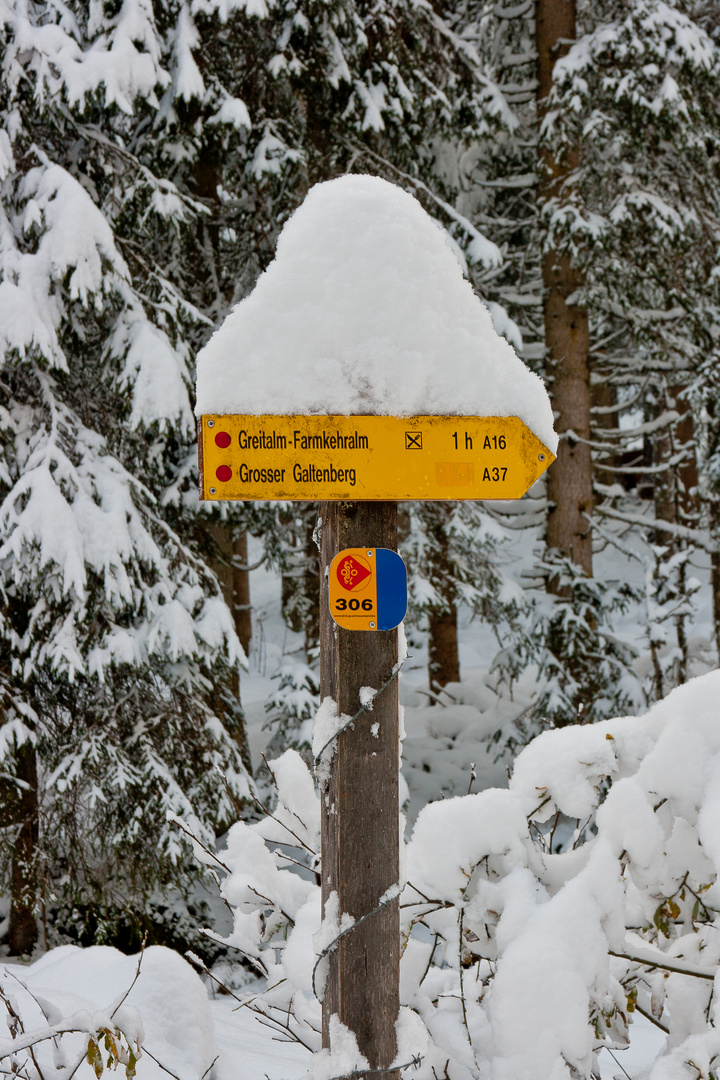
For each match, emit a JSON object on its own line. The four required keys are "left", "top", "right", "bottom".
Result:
{"left": 215, "top": 465, "right": 232, "bottom": 483}
{"left": 214, "top": 431, "right": 231, "bottom": 448}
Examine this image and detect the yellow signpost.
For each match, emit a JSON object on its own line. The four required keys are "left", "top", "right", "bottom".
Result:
{"left": 199, "top": 414, "right": 554, "bottom": 501}
{"left": 196, "top": 408, "right": 554, "bottom": 1080}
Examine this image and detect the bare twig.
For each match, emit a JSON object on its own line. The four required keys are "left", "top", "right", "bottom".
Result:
{"left": 142, "top": 1046, "right": 184, "bottom": 1080}
{"left": 458, "top": 909, "right": 472, "bottom": 1047}
{"left": 313, "top": 658, "right": 406, "bottom": 767}
{"left": 247, "top": 1005, "right": 315, "bottom": 1053}
{"left": 322, "top": 1055, "right": 423, "bottom": 1080}
{"left": 0, "top": 979, "right": 47, "bottom": 1080}
{"left": 610, "top": 949, "right": 715, "bottom": 980}
{"left": 170, "top": 815, "right": 231, "bottom": 872}
{"left": 197, "top": 929, "right": 268, "bottom": 977}
{"left": 604, "top": 1047, "right": 633, "bottom": 1080}
{"left": 111, "top": 931, "right": 148, "bottom": 1018}
{"left": 419, "top": 934, "right": 441, "bottom": 987}
{"left": 312, "top": 887, "right": 401, "bottom": 1001}
{"left": 634, "top": 1002, "right": 669, "bottom": 1034}
{"left": 201, "top": 1055, "right": 219, "bottom": 1080}
{"left": 246, "top": 792, "right": 317, "bottom": 856}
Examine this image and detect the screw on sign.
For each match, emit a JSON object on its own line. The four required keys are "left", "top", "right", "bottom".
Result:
{"left": 329, "top": 548, "right": 407, "bottom": 632}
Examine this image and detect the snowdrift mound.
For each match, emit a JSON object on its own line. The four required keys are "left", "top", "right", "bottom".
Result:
{"left": 0, "top": 945, "right": 216, "bottom": 1080}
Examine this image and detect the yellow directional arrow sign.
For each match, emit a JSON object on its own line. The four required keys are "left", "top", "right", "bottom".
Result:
{"left": 199, "top": 414, "right": 554, "bottom": 501}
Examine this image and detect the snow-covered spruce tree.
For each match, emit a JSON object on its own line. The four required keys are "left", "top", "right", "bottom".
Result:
{"left": 0, "top": 0, "right": 253, "bottom": 951}
{"left": 444, "top": 0, "right": 640, "bottom": 732}
{"left": 541, "top": 0, "right": 720, "bottom": 695}
{"left": 463, "top": 0, "right": 720, "bottom": 724}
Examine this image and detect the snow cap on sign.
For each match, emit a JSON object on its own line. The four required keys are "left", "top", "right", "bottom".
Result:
{"left": 195, "top": 175, "right": 557, "bottom": 453}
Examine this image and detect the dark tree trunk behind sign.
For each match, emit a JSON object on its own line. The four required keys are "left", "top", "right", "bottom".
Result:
{"left": 206, "top": 522, "right": 253, "bottom": 773}
{"left": 232, "top": 528, "right": 253, "bottom": 660}
{"left": 536, "top": 0, "right": 593, "bottom": 582}
{"left": 319, "top": 501, "right": 400, "bottom": 1080}
{"left": 428, "top": 605, "right": 460, "bottom": 696}
{"left": 8, "top": 740, "right": 39, "bottom": 955}
{"left": 423, "top": 503, "right": 460, "bottom": 698}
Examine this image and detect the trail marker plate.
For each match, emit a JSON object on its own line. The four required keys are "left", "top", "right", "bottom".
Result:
{"left": 329, "top": 548, "right": 407, "bottom": 631}
{"left": 199, "top": 414, "right": 554, "bottom": 502}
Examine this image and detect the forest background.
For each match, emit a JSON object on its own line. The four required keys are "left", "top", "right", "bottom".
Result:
{"left": 1, "top": 0, "right": 720, "bottom": 983}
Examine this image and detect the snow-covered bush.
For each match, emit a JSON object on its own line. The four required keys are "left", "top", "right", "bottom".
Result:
{"left": 204, "top": 670, "right": 720, "bottom": 1080}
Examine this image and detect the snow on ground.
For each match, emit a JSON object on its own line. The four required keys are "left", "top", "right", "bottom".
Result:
{"left": 212, "top": 995, "right": 307, "bottom": 1080}
{"left": 0, "top": 942, "right": 666, "bottom": 1080}
{"left": 0, "top": 943, "right": 310, "bottom": 1080}
{"left": 227, "top": 513, "right": 716, "bottom": 1080}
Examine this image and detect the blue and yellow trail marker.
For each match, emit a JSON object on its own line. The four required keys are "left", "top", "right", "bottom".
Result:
{"left": 329, "top": 548, "right": 407, "bottom": 632}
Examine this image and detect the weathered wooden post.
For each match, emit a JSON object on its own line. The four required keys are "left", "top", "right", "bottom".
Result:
{"left": 195, "top": 174, "right": 557, "bottom": 1077}
{"left": 319, "top": 500, "right": 400, "bottom": 1078}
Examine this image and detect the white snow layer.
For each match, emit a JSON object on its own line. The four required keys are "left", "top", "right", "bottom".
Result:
{"left": 195, "top": 175, "right": 557, "bottom": 454}
{"left": 0, "top": 945, "right": 216, "bottom": 1080}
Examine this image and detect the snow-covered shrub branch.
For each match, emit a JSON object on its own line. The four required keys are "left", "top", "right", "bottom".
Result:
{"left": 202, "top": 670, "right": 720, "bottom": 1080}
{"left": 0, "top": 941, "right": 218, "bottom": 1080}
{"left": 0, "top": 959, "right": 144, "bottom": 1080}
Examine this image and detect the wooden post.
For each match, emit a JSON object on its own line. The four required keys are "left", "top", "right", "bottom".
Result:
{"left": 319, "top": 500, "right": 400, "bottom": 1080}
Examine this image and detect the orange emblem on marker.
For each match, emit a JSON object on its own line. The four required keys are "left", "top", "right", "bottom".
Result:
{"left": 337, "top": 555, "right": 371, "bottom": 591}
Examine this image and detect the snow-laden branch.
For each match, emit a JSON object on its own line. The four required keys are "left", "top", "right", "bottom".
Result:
{"left": 596, "top": 505, "right": 715, "bottom": 552}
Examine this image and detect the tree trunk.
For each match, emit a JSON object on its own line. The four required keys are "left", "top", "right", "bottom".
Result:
{"left": 8, "top": 739, "right": 39, "bottom": 955}
{"left": 537, "top": 0, "right": 593, "bottom": 583}
{"left": 712, "top": 521, "right": 720, "bottom": 665}
{"left": 651, "top": 380, "right": 697, "bottom": 687}
{"left": 278, "top": 508, "right": 321, "bottom": 655}
{"left": 422, "top": 503, "right": 461, "bottom": 698}
{"left": 206, "top": 522, "right": 252, "bottom": 772}
{"left": 428, "top": 604, "right": 460, "bottom": 696}
{"left": 591, "top": 376, "right": 618, "bottom": 493}
{"left": 673, "top": 387, "right": 699, "bottom": 524}
{"left": 232, "top": 528, "right": 253, "bottom": 659}
{"left": 319, "top": 501, "right": 399, "bottom": 1080}
{"left": 304, "top": 516, "right": 320, "bottom": 657}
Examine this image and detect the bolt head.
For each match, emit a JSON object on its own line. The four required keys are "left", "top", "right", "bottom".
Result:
{"left": 209, "top": 487, "right": 217, "bottom": 494}
{"left": 207, "top": 419, "right": 215, "bottom": 427}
